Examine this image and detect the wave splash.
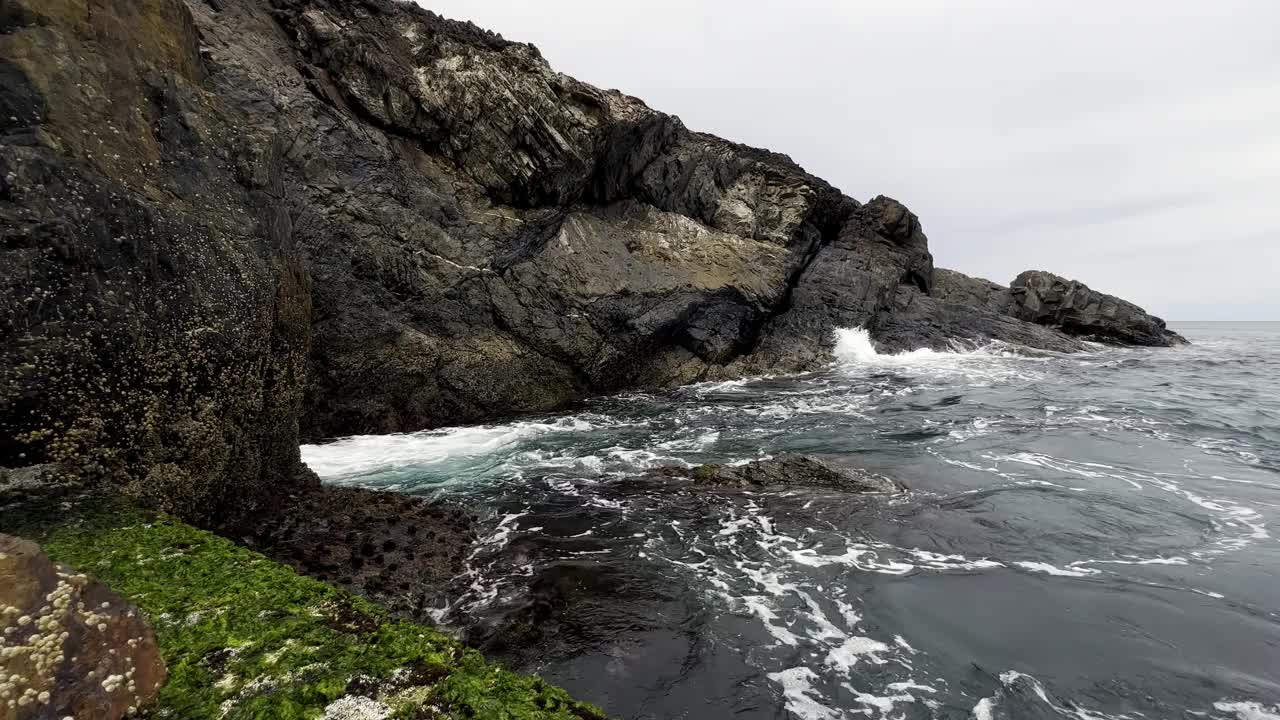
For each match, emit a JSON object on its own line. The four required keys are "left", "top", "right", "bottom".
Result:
{"left": 831, "top": 327, "right": 1052, "bottom": 383}
{"left": 301, "top": 416, "right": 604, "bottom": 483}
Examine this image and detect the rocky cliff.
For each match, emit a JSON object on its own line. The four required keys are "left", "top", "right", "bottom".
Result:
{"left": 0, "top": 0, "right": 1183, "bottom": 521}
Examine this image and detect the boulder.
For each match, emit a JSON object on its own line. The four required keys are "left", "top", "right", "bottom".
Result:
{"left": 656, "top": 456, "right": 903, "bottom": 493}
{"left": 0, "top": 534, "right": 165, "bottom": 719}
{"left": 931, "top": 268, "right": 1016, "bottom": 314}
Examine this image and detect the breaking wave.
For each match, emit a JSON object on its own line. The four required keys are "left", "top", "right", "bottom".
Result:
{"left": 832, "top": 327, "right": 1055, "bottom": 384}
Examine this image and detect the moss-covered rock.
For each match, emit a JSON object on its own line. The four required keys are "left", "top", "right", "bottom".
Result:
{"left": 2, "top": 496, "right": 607, "bottom": 720}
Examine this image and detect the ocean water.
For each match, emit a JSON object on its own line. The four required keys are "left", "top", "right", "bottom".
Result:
{"left": 302, "top": 322, "right": 1280, "bottom": 719}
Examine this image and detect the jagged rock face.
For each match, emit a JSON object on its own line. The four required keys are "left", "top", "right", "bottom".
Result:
{"left": 932, "top": 268, "right": 1016, "bottom": 314}
{"left": 0, "top": 0, "right": 315, "bottom": 522}
{"left": 187, "top": 0, "right": 855, "bottom": 438}
{"left": 923, "top": 269, "right": 1184, "bottom": 349}
{"left": 742, "top": 196, "right": 936, "bottom": 370}
{"left": 873, "top": 286, "right": 1087, "bottom": 354}
{"left": 0, "top": 534, "right": 166, "bottom": 719}
{"left": 0, "top": 0, "right": 1187, "bottom": 519}
{"left": 1009, "top": 271, "right": 1187, "bottom": 346}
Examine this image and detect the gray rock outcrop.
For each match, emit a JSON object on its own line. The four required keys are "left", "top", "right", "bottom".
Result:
{"left": 1008, "top": 271, "right": 1187, "bottom": 346}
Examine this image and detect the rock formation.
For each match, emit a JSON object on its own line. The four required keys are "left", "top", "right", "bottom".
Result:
{"left": 1008, "top": 271, "right": 1187, "bottom": 346}
{"left": 0, "top": 0, "right": 315, "bottom": 524}
{"left": 657, "top": 456, "right": 903, "bottom": 493}
{"left": 0, "top": 0, "right": 1183, "bottom": 520}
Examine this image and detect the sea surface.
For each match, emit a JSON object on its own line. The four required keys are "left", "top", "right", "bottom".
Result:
{"left": 302, "top": 322, "right": 1280, "bottom": 720}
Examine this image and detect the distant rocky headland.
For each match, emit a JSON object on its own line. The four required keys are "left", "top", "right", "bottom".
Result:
{"left": 0, "top": 0, "right": 1185, "bottom": 717}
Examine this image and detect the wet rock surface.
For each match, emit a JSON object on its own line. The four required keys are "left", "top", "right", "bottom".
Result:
{"left": 656, "top": 456, "right": 904, "bottom": 493}
{"left": 0, "top": 534, "right": 165, "bottom": 720}
{"left": 236, "top": 486, "right": 477, "bottom": 620}
{"left": 0, "top": 0, "right": 314, "bottom": 525}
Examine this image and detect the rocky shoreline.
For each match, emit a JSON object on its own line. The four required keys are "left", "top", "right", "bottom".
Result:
{"left": 0, "top": 0, "right": 1187, "bottom": 716}
{"left": 1, "top": 490, "right": 606, "bottom": 719}
{"left": 0, "top": 0, "right": 1184, "bottom": 524}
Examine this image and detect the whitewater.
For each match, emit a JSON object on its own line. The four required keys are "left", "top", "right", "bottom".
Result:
{"left": 302, "top": 322, "right": 1280, "bottom": 720}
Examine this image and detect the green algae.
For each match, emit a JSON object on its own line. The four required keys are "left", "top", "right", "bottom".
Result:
{"left": 2, "top": 496, "right": 607, "bottom": 719}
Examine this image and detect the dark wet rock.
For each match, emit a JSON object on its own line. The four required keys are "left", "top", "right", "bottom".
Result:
{"left": 932, "top": 269, "right": 1017, "bottom": 314}
{"left": 1008, "top": 271, "right": 1187, "bottom": 347}
{"left": 873, "top": 286, "right": 1086, "bottom": 354}
{"left": 741, "top": 196, "right": 934, "bottom": 371}
{"left": 0, "top": 0, "right": 314, "bottom": 525}
{"left": 874, "top": 266, "right": 1186, "bottom": 353}
{"left": 0, "top": 533, "right": 166, "bottom": 719}
{"left": 656, "top": 456, "right": 903, "bottom": 493}
{"left": 235, "top": 486, "right": 477, "bottom": 619}
{"left": 218, "top": 0, "right": 857, "bottom": 437}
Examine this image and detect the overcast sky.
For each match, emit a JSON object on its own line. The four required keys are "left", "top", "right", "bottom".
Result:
{"left": 422, "top": 1, "right": 1279, "bottom": 320}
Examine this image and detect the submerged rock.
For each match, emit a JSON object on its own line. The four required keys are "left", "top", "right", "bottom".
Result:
{"left": 0, "top": 533, "right": 165, "bottom": 720}
{"left": 657, "top": 456, "right": 903, "bottom": 493}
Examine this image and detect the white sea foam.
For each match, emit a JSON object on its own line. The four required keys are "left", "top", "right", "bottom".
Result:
{"left": 831, "top": 327, "right": 1049, "bottom": 384}
{"left": 972, "top": 671, "right": 1143, "bottom": 720}
{"left": 767, "top": 668, "right": 843, "bottom": 720}
{"left": 825, "top": 636, "right": 889, "bottom": 672}
{"left": 984, "top": 452, "right": 1271, "bottom": 556}
{"left": 427, "top": 510, "right": 533, "bottom": 624}
{"left": 301, "top": 416, "right": 601, "bottom": 481}
{"left": 1214, "top": 701, "right": 1280, "bottom": 720}
{"left": 648, "top": 495, "right": 976, "bottom": 718}
{"left": 1014, "top": 561, "right": 1101, "bottom": 578}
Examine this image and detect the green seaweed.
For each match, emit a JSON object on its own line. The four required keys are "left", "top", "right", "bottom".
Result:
{"left": 2, "top": 495, "right": 607, "bottom": 719}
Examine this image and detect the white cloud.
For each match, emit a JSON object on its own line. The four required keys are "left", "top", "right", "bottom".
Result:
{"left": 418, "top": 0, "right": 1280, "bottom": 319}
